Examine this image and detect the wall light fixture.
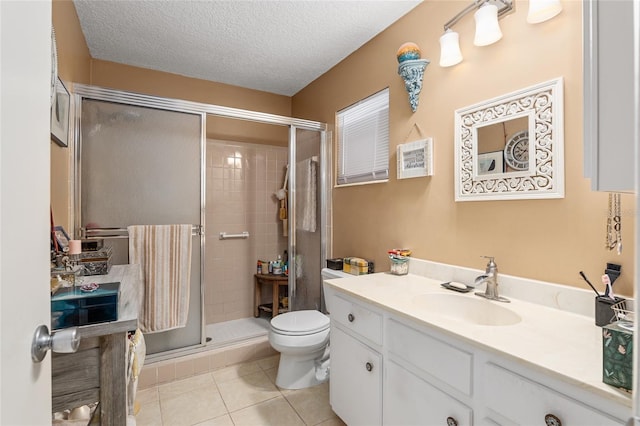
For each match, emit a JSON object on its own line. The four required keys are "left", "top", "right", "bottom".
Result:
{"left": 439, "top": 0, "right": 563, "bottom": 68}
{"left": 439, "top": 0, "right": 513, "bottom": 68}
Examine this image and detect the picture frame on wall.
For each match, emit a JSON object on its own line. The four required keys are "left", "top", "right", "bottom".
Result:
{"left": 51, "top": 77, "right": 70, "bottom": 147}
{"left": 397, "top": 138, "right": 433, "bottom": 179}
{"left": 477, "top": 150, "right": 504, "bottom": 175}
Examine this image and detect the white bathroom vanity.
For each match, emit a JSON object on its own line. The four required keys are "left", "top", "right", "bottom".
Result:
{"left": 323, "top": 259, "right": 631, "bottom": 425}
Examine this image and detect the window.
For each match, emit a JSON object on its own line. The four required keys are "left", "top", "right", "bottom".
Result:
{"left": 336, "top": 88, "right": 389, "bottom": 186}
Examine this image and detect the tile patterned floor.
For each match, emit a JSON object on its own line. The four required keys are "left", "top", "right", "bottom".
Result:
{"left": 135, "top": 355, "right": 346, "bottom": 426}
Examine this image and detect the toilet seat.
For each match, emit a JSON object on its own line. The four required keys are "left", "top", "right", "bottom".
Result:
{"left": 271, "top": 310, "right": 329, "bottom": 336}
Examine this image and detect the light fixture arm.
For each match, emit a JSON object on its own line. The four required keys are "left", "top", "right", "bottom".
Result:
{"left": 443, "top": 0, "right": 513, "bottom": 31}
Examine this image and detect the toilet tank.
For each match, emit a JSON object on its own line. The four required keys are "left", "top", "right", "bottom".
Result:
{"left": 321, "top": 268, "right": 351, "bottom": 314}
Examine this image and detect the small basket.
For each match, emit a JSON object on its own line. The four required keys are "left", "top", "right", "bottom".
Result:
{"left": 612, "top": 300, "right": 634, "bottom": 330}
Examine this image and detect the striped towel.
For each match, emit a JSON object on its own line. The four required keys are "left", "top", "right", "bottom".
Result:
{"left": 128, "top": 225, "right": 192, "bottom": 333}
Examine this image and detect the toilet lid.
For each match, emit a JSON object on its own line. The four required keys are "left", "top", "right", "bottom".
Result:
{"left": 271, "top": 310, "right": 329, "bottom": 336}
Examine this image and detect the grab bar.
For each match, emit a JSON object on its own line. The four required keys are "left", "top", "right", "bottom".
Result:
{"left": 81, "top": 225, "right": 203, "bottom": 240}
{"left": 219, "top": 231, "right": 249, "bottom": 240}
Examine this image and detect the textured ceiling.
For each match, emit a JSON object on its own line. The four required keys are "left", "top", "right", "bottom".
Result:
{"left": 73, "top": 0, "right": 422, "bottom": 96}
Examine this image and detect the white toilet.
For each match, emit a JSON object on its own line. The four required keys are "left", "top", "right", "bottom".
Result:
{"left": 268, "top": 268, "right": 350, "bottom": 389}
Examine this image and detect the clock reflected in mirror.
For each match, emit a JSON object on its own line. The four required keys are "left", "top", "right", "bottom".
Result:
{"left": 503, "top": 130, "right": 529, "bottom": 171}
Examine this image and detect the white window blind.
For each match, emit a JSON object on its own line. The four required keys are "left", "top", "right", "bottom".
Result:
{"left": 336, "top": 88, "right": 389, "bottom": 185}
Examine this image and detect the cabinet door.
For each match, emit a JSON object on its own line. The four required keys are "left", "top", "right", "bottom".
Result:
{"left": 384, "top": 360, "right": 472, "bottom": 426}
{"left": 483, "top": 363, "right": 623, "bottom": 425}
{"left": 330, "top": 325, "right": 382, "bottom": 426}
{"left": 583, "top": 0, "right": 635, "bottom": 192}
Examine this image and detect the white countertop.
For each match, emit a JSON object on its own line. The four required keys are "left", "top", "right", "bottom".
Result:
{"left": 324, "top": 269, "right": 633, "bottom": 409}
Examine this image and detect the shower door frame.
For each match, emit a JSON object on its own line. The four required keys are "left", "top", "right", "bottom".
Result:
{"left": 72, "top": 84, "right": 328, "bottom": 358}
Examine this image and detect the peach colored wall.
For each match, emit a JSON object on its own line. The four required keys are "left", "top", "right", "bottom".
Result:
{"left": 292, "top": 1, "right": 636, "bottom": 296}
{"left": 51, "top": 0, "right": 91, "bottom": 234}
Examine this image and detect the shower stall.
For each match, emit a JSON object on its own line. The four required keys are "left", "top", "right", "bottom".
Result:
{"left": 73, "top": 84, "right": 329, "bottom": 358}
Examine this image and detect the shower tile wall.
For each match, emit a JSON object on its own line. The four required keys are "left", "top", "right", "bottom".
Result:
{"left": 205, "top": 140, "right": 288, "bottom": 325}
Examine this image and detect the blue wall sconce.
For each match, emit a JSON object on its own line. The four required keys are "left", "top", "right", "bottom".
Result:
{"left": 397, "top": 42, "right": 429, "bottom": 113}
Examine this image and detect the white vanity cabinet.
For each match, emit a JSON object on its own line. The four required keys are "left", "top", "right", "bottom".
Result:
{"left": 583, "top": 0, "right": 636, "bottom": 192}
{"left": 325, "top": 287, "right": 627, "bottom": 426}
{"left": 482, "top": 363, "right": 622, "bottom": 425}
{"left": 385, "top": 318, "right": 473, "bottom": 426}
{"left": 329, "top": 294, "right": 383, "bottom": 425}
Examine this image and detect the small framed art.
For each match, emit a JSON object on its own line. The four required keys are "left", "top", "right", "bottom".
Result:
{"left": 51, "top": 77, "right": 70, "bottom": 147}
{"left": 53, "top": 226, "right": 71, "bottom": 252}
{"left": 477, "top": 150, "right": 504, "bottom": 175}
{"left": 397, "top": 138, "right": 433, "bottom": 179}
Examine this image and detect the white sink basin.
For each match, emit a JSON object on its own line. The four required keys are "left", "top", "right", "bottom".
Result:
{"left": 412, "top": 293, "right": 522, "bottom": 326}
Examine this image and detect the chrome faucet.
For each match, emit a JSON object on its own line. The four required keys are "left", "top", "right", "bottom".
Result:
{"left": 475, "top": 256, "right": 510, "bottom": 303}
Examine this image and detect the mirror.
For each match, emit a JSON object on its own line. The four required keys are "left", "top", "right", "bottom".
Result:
{"left": 454, "top": 78, "right": 564, "bottom": 201}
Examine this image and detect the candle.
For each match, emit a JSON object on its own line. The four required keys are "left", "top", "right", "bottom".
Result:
{"left": 68, "top": 240, "right": 82, "bottom": 255}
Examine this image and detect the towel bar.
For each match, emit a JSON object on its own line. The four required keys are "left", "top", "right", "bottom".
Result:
{"left": 81, "top": 225, "right": 203, "bottom": 240}
{"left": 219, "top": 231, "right": 250, "bottom": 240}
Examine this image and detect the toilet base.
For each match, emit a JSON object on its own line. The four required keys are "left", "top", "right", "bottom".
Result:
{"left": 275, "top": 352, "right": 328, "bottom": 390}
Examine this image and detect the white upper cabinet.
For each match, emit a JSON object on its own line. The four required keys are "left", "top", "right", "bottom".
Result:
{"left": 583, "top": 0, "right": 636, "bottom": 192}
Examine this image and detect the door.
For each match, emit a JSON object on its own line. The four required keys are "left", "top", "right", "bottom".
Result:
{"left": 76, "top": 96, "right": 204, "bottom": 355}
{"left": 0, "top": 1, "right": 52, "bottom": 424}
{"left": 289, "top": 127, "right": 328, "bottom": 311}
{"left": 329, "top": 326, "right": 382, "bottom": 425}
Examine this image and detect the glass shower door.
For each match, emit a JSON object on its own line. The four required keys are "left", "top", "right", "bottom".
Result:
{"left": 289, "top": 127, "right": 328, "bottom": 311}
{"left": 77, "top": 98, "right": 204, "bottom": 355}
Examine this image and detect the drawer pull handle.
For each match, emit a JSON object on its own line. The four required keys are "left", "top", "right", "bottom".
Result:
{"left": 348, "top": 313, "right": 355, "bottom": 322}
{"left": 365, "top": 362, "right": 373, "bottom": 372}
{"left": 544, "top": 414, "right": 561, "bottom": 426}
{"left": 446, "top": 417, "right": 458, "bottom": 426}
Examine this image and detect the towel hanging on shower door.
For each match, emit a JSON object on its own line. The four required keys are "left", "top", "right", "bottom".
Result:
{"left": 297, "top": 157, "right": 317, "bottom": 232}
{"left": 128, "top": 224, "right": 192, "bottom": 333}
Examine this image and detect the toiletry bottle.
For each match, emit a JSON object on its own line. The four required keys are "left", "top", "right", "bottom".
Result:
{"left": 257, "top": 261, "right": 261, "bottom": 274}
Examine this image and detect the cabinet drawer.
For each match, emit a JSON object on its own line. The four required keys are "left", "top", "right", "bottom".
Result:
{"left": 331, "top": 294, "right": 382, "bottom": 345}
{"left": 387, "top": 318, "right": 472, "bottom": 396}
{"left": 385, "top": 360, "right": 472, "bottom": 426}
{"left": 484, "top": 363, "right": 623, "bottom": 425}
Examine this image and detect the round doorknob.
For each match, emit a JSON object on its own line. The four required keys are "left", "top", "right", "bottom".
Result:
{"left": 446, "top": 417, "right": 458, "bottom": 426}
{"left": 348, "top": 313, "right": 355, "bottom": 322}
{"left": 31, "top": 325, "right": 80, "bottom": 363}
{"left": 365, "top": 362, "right": 373, "bottom": 372}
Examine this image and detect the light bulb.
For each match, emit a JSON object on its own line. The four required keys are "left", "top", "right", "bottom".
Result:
{"left": 474, "top": 3, "right": 502, "bottom": 46}
{"left": 527, "top": 0, "right": 562, "bottom": 24}
{"left": 439, "top": 29, "right": 463, "bottom": 67}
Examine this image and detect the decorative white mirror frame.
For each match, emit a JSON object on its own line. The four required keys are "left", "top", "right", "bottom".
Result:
{"left": 454, "top": 77, "right": 564, "bottom": 201}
